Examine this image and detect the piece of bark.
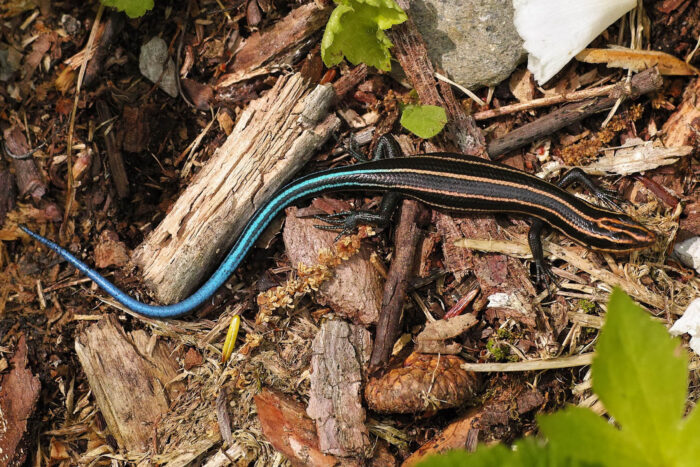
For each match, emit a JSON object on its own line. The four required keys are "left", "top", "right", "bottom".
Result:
{"left": 255, "top": 388, "right": 357, "bottom": 467}
{"left": 0, "top": 335, "right": 41, "bottom": 467}
{"left": 121, "top": 105, "right": 149, "bottom": 153}
{"left": 436, "top": 212, "right": 538, "bottom": 300}
{"left": 365, "top": 353, "right": 480, "bottom": 414}
{"left": 662, "top": 77, "right": 700, "bottom": 147}
{"left": 2, "top": 126, "right": 46, "bottom": 201}
{"left": 307, "top": 320, "right": 372, "bottom": 457}
{"left": 333, "top": 64, "right": 368, "bottom": 100}
{"left": 96, "top": 100, "right": 130, "bottom": 199}
{"left": 488, "top": 67, "right": 663, "bottom": 157}
{"left": 132, "top": 74, "right": 340, "bottom": 303}
{"left": 402, "top": 386, "right": 545, "bottom": 465}
{"left": 0, "top": 168, "right": 16, "bottom": 226}
{"left": 74, "top": 316, "right": 184, "bottom": 453}
{"left": 218, "top": 3, "right": 332, "bottom": 86}
{"left": 368, "top": 200, "right": 427, "bottom": 369}
{"left": 93, "top": 229, "right": 130, "bottom": 268}
{"left": 283, "top": 206, "right": 383, "bottom": 325}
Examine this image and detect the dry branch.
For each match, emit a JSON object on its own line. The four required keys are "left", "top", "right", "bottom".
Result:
{"left": 133, "top": 73, "right": 340, "bottom": 303}
{"left": 474, "top": 83, "right": 618, "bottom": 120}
{"left": 368, "top": 200, "right": 427, "bottom": 369}
{"left": 96, "top": 100, "right": 129, "bottom": 199}
{"left": 487, "top": 67, "right": 663, "bottom": 157}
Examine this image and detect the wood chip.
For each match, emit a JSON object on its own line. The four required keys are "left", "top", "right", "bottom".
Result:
{"left": 662, "top": 77, "right": 700, "bottom": 147}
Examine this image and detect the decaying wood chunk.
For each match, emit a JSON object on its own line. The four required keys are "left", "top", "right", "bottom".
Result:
{"left": 74, "top": 316, "right": 183, "bottom": 453}
{"left": 365, "top": 353, "right": 480, "bottom": 414}
{"left": 132, "top": 73, "right": 340, "bottom": 303}
{"left": 662, "top": 77, "right": 700, "bottom": 147}
{"left": 307, "top": 320, "right": 372, "bottom": 457}
{"left": 255, "top": 388, "right": 357, "bottom": 467}
{"left": 0, "top": 335, "right": 41, "bottom": 467}
{"left": 283, "top": 206, "right": 383, "bottom": 325}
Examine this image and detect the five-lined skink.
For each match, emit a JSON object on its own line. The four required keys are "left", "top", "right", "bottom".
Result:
{"left": 20, "top": 136, "right": 656, "bottom": 318}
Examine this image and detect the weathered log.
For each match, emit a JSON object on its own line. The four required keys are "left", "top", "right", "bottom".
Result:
{"left": 132, "top": 73, "right": 340, "bottom": 303}
{"left": 74, "top": 316, "right": 183, "bottom": 453}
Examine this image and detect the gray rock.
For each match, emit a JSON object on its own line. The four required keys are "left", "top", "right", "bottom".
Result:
{"left": 674, "top": 236, "right": 700, "bottom": 273}
{"left": 410, "top": 0, "right": 525, "bottom": 89}
{"left": 139, "top": 37, "right": 178, "bottom": 98}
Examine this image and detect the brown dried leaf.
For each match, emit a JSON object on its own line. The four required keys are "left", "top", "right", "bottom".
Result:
{"left": 509, "top": 69, "right": 535, "bottom": 103}
{"left": 576, "top": 48, "right": 699, "bottom": 75}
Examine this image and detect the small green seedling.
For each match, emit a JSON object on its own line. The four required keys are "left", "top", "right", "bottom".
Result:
{"left": 400, "top": 104, "right": 447, "bottom": 139}
{"left": 100, "top": 0, "right": 154, "bottom": 18}
{"left": 418, "top": 289, "right": 699, "bottom": 466}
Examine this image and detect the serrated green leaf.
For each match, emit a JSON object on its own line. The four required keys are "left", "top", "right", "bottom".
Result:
{"left": 100, "top": 0, "right": 154, "bottom": 18}
{"left": 400, "top": 104, "right": 447, "bottom": 139}
{"left": 593, "top": 288, "right": 687, "bottom": 464}
{"left": 539, "top": 406, "right": 650, "bottom": 467}
{"left": 321, "top": 0, "right": 407, "bottom": 71}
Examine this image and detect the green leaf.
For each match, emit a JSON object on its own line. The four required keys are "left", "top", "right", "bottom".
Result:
{"left": 411, "top": 290, "right": 700, "bottom": 467}
{"left": 100, "top": 0, "right": 154, "bottom": 18}
{"left": 400, "top": 104, "right": 447, "bottom": 139}
{"left": 593, "top": 289, "right": 687, "bottom": 464}
{"left": 321, "top": 0, "right": 407, "bottom": 71}
{"left": 539, "top": 406, "right": 650, "bottom": 467}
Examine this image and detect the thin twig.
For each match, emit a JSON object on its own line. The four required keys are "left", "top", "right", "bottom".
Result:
{"left": 461, "top": 353, "right": 593, "bottom": 372}
{"left": 473, "top": 83, "right": 617, "bottom": 120}
{"left": 62, "top": 4, "right": 104, "bottom": 238}
{"left": 434, "top": 72, "right": 486, "bottom": 107}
